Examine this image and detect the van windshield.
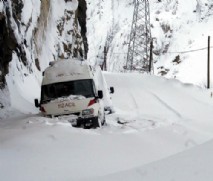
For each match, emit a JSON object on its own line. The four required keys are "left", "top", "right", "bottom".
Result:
{"left": 41, "top": 79, "right": 96, "bottom": 103}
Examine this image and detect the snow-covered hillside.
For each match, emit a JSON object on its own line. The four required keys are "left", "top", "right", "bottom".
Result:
{"left": 1, "top": 72, "right": 213, "bottom": 180}
{"left": 87, "top": 0, "right": 213, "bottom": 86}
{"left": 152, "top": 0, "right": 213, "bottom": 86}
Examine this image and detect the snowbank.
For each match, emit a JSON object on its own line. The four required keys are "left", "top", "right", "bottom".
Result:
{"left": 1, "top": 73, "right": 213, "bottom": 180}
{"left": 83, "top": 139, "right": 213, "bottom": 181}
{"left": 6, "top": 54, "right": 40, "bottom": 114}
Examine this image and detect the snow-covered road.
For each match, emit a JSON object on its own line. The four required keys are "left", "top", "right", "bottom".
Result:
{"left": 1, "top": 73, "right": 213, "bottom": 181}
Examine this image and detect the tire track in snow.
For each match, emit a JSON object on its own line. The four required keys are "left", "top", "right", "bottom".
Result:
{"left": 129, "top": 91, "right": 139, "bottom": 110}
{"left": 129, "top": 87, "right": 182, "bottom": 120}
{"left": 148, "top": 91, "right": 183, "bottom": 119}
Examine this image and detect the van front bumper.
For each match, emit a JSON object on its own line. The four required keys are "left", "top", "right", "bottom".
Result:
{"left": 73, "top": 116, "right": 99, "bottom": 128}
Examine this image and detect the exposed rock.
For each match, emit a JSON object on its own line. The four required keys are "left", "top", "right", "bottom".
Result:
{"left": 0, "top": 1, "right": 32, "bottom": 86}
{"left": 157, "top": 66, "right": 170, "bottom": 76}
{"left": 77, "top": 0, "right": 88, "bottom": 59}
{"left": 52, "top": 0, "right": 88, "bottom": 60}
{"left": 11, "top": 0, "right": 24, "bottom": 28}
{"left": 0, "top": 14, "right": 17, "bottom": 85}
{"left": 160, "top": 23, "right": 171, "bottom": 34}
{"left": 172, "top": 55, "right": 181, "bottom": 64}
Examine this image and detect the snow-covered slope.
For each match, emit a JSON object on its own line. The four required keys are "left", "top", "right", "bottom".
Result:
{"left": 1, "top": 72, "right": 213, "bottom": 180}
{"left": 152, "top": 0, "right": 213, "bottom": 86}
{"left": 87, "top": 0, "right": 213, "bottom": 86}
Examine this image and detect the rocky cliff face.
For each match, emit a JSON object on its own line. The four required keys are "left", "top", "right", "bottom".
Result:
{"left": 0, "top": 0, "right": 88, "bottom": 112}
{"left": 0, "top": 1, "right": 23, "bottom": 86}
{"left": 0, "top": 0, "right": 87, "bottom": 87}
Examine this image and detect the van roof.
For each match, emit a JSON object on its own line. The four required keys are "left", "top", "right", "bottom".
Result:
{"left": 42, "top": 59, "right": 94, "bottom": 85}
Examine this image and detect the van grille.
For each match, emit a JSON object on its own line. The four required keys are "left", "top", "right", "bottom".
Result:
{"left": 71, "top": 112, "right": 80, "bottom": 116}
{"left": 53, "top": 112, "right": 80, "bottom": 117}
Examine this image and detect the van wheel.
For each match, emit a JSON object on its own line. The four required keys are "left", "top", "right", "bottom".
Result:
{"left": 93, "top": 113, "right": 105, "bottom": 128}
{"left": 101, "top": 114, "right": 106, "bottom": 126}
{"left": 92, "top": 117, "right": 100, "bottom": 128}
{"left": 74, "top": 120, "right": 81, "bottom": 128}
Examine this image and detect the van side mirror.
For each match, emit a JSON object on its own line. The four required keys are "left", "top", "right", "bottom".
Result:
{"left": 34, "top": 99, "right": 40, "bottom": 108}
{"left": 110, "top": 87, "right": 114, "bottom": 94}
{"left": 97, "top": 90, "right": 103, "bottom": 99}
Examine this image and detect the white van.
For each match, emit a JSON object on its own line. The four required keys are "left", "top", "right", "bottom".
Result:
{"left": 34, "top": 59, "right": 110, "bottom": 128}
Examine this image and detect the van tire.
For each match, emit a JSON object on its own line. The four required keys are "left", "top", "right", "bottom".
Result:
{"left": 92, "top": 117, "right": 100, "bottom": 128}
{"left": 101, "top": 115, "right": 106, "bottom": 126}
{"left": 93, "top": 114, "right": 105, "bottom": 128}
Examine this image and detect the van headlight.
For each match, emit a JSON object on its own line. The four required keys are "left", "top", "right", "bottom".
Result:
{"left": 82, "top": 108, "right": 94, "bottom": 116}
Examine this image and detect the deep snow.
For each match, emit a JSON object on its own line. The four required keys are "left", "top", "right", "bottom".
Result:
{"left": 1, "top": 72, "right": 213, "bottom": 181}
